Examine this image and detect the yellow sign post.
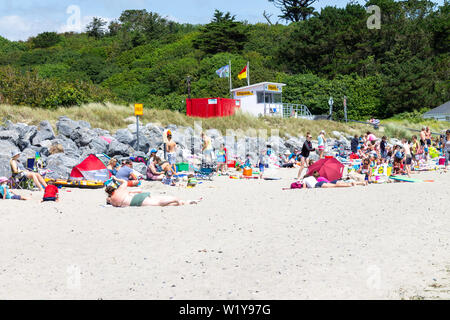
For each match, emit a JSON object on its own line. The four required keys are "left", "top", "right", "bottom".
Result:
{"left": 134, "top": 103, "right": 143, "bottom": 150}
{"left": 134, "top": 103, "right": 143, "bottom": 116}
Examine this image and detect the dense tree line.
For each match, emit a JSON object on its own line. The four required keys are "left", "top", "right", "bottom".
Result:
{"left": 0, "top": 0, "right": 448, "bottom": 120}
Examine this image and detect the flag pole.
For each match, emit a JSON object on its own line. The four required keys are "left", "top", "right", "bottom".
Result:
{"left": 247, "top": 61, "right": 250, "bottom": 86}
{"left": 229, "top": 60, "right": 233, "bottom": 98}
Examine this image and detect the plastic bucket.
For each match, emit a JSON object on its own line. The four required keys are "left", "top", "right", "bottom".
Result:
{"left": 243, "top": 167, "right": 252, "bottom": 176}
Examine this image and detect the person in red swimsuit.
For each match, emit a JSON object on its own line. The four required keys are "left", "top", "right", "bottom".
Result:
{"left": 41, "top": 181, "right": 59, "bottom": 202}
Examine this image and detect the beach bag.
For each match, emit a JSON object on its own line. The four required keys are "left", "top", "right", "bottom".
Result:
{"left": 290, "top": 182, "right": 303, "bottom": 189}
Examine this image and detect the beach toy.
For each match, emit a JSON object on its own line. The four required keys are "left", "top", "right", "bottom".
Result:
{"left": 389, "top": 176, "right": 423, "bottom": 183}
{"left": 176, "top": 162, "right": 189, "bottom": 172}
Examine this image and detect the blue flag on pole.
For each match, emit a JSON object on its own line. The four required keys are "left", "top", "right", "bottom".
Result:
{"left": 216, "top": 65, "right": 230, "bottom": 78}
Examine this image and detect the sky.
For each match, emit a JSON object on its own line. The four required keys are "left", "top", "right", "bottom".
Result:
{"left": 0, "top": 0, "right": 445, "bottom": 41}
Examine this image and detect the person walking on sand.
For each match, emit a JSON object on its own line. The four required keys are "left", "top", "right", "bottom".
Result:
{"left": 257, "top": 149, "right": 267, "bottom": 179}
{"left": 105, "top": 177, "right": 201, "bottom": 207}
{"left": 425, "top": 127, "right": 432, "bottom": 147}
{"left": 166, "top": 131, "right": 177, "bottom": 173}
{"left": 296, "top": 133, "right": 315, "bottom": 180}
{"left": 317, "top": 130, "right": 326, "bottom": 159}
{"left": 420, "top": 127, "right": 427, "bottom": 149}
{"left": 201, "top": 132, "right": 213, "bottom": 163}
{"left": 444, "top": 130, "right": 450, "bottom": 172}
{"left": 402, "top": 138, "right": 412, "bottom": 177}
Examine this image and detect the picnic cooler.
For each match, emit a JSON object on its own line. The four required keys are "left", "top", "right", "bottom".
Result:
{"left": 227, "top": 160, "right": 236, "bottom": 168}
{"left": 176, "top": 162, "right": 189, "bottom": 172}
{"left": 243, "top": 167, "right": 252, "bottom": 177}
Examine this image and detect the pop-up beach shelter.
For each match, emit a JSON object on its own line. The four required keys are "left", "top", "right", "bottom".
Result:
{"left": 306, "top": 158, "right": 344, "bottom": 182}
{"left": 70, "top": 154, "right": 111, "bottom": 181}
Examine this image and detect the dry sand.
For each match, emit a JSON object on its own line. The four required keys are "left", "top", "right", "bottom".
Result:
{"left": 0, "top": 168, "right": 449, "bottom": 300}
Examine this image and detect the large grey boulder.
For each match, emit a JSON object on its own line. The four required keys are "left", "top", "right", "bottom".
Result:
{"left": 92, "top": 128, "right": 110, "bottom": 136}
{"left": 108, "top": 140, "right": 134, "bottom": 157}
{"left": 133, "top": 163, "right": 147, "bottom": 176}
{"left": 45, "top": 154, "right": 80, "bottom": 179}
{"left": 212, "top": 136, "right": 225, "bottom": 150}
{"left": 206, "top": 129, "right": 222, "bottom": 140}
{"left": 17, "top": 125, "right": 38, "bottom": 150}
{"left": 284, "top": 138, "right": 302, "bottom": 151}
{"left": 53, "top": 135, "right": 79, "bottom": 158}
{"left": 127, "top": 123, "right": 145, "bottom": 134}
{"left": 267, "top": 135, "right": 288, "bottom": 154}
{"left": 131, "top": 134, "right": 150, "bottom": 153}
{"left": 89, "top": 137, "right": 109, "bottom": 154}
{"left": 0, "top": 130, "right": 20, "bottom": 146}
{"left": 114, "top": 129, "right": 134, "bottom": 145}
{"left": 32, "top": 121, "right": 55, "bottom": 146}
{"left": 166, "top": 124, "right": 177, "bottom": 132}
{"left": 0, "top": 154, "right": 11, "bottom": 177}
{"left": 171, "top": 131, "right": 188, "bottom": 150}
{"left": 144, "top": 124, "right": 164, "bottom": 149}
{"left": 0, "top": 140, "right": 20, "bottom": 158}
{"left": 56, "top": 117, "right": 91, "bottom": 138}
{"left": 70, "top": 127, "right": 97, "bottom": 147}
{"left": 77, "top": 120, "right": 91, "bottom": 129}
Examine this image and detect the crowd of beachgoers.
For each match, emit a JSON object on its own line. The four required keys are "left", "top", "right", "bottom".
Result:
{"left": 1, "top": 121, "right": 449, "bottom": 210}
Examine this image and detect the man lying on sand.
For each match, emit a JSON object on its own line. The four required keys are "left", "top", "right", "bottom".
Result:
{"left": 105, "top": 177, "right": 201, "bottom": 207}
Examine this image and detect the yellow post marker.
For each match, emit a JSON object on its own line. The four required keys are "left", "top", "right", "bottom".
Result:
{"left": 134, "top": 103, "right": 143, "bottom": 151}
{"left": 134, "top": 103, "right": 143, "bottom": 116}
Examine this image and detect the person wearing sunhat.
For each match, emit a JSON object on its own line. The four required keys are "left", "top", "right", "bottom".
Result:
{"left": 10, "top": 151, "right": 47, "bottom": 192}
{"left": 0, "top": 176, "right": 31, "bottom": 200}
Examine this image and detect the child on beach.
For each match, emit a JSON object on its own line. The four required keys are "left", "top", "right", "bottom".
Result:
{"left": 358, "top": 159, "right": 372, "bottom": 182}
{"left": 187, "top": 173, "right": 198, "bottom": 188}
{"left": 216, "top": 144, "right": 227, "bottom": 174}
{"left": 41, "top": 181, "right": 59, "bottom": 202}
{"left": 243, "top": 154, "right": 252, "bottom": 168}
{"left": 162, "top": 171, "right": 176, "bottom": 186}
{"left": 257, "top": 149, "right": 267, "bottom": 179}
{"left": 0, "top": 177, "right": 31, "bottom": 200}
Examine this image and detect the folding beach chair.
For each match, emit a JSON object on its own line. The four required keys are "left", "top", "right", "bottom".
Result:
{"left": 8, "top": 174, "right": 34, "bottom": 190}
{"left": 194, "top": 162, "right": 217, "bottom": 181}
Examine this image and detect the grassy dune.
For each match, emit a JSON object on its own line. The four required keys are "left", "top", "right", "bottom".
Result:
{"left": 1, "top": 103, "right": 448, "bottom": 139}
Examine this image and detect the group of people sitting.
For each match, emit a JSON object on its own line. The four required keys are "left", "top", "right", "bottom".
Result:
{"left": 349, "top": 128, "right": 450, "bottom": 178}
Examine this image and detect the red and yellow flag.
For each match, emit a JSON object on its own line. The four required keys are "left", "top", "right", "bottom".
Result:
{"left": 238, "top": 65, "right": 247, "bottom": 80}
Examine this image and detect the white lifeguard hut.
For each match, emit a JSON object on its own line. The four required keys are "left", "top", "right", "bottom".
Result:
{"left": 231, "top": 82, "right": 313, "bottom": 119}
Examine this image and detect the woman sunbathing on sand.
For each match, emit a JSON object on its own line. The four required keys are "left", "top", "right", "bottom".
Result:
{"left": 298, "top": 171, "right": 366, "bottom": 189}
{"left": 105, "top": 177, "right": 201, "bottom": 207}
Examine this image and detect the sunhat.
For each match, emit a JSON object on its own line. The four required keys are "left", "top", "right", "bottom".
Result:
{"left": 0, "top": 176, "right": 8, "bottom": 184}
{"left": 150, "top": 149, "right": 157, "bottom": 154}
{"left": 284, "top": 150, "right": 291, "bottom": 155}
{"left": 11, "top": 151, "right": 21, "bottom": 157}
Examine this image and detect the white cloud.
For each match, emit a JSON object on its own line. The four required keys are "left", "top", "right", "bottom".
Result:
{"left": 58, "top": 15, "right": 113, "bottom": 34}
{"left": 0, "top": 15, "right": 32, "bottom": 40}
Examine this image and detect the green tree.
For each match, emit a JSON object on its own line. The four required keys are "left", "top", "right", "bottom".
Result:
{"left": 30, "top": 32, "right": 61, "bottom": 48}
{"left": 193, "top": 10, "right": 248, "bottom": 55}
{"left": 268, "top": 0, "right": 318, "bottom": 22}
{"left": 86, "top": 17, "right": 107, "bottom": 38}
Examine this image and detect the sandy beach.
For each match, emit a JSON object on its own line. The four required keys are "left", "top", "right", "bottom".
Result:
{"left": 0, "top": 168, "right": 449, "bottom": 300}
